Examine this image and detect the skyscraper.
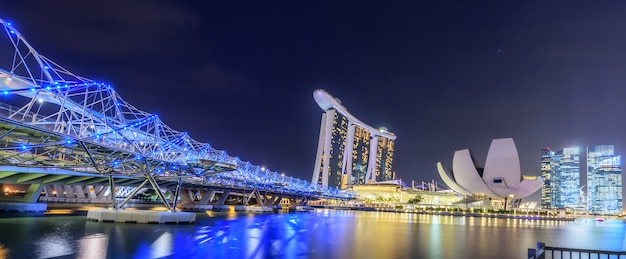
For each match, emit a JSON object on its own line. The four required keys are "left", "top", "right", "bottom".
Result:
{"left": 541, "top": 147, "right": 580, "bottom": 209}
{"left": 557, "top": 147, "right": 580, "bottom": 208}
{"left": 587, "top": 145, "right": 622, "bottom": 215}
{"left": 312, "top": 89, "right": 396, "bottom": 189}
{"left": 540, "top": 148, "right": 556, "bottom": 209}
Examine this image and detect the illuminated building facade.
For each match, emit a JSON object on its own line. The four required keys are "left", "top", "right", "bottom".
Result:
{"left": 557, "top": 147, "right": 580, "bottom": 208}
{"left": 436, "top": 138, "right": 543, "bottom": 205}
{"left": 312, "top": 89, "right": 396, "bottom": 189}
{"left": 375, "top": 133, "right": 395, "bottom": 182}
{"left": 540, "top": 148, "right": 557, "bottom": 209}
{"left": 587, "top": 145, "right": 622, "bottom": 215}
{"left": 541, "top": 147, "right": 581, "bottom": 209}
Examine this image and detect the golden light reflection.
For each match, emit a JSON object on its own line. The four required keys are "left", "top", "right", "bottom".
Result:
{"left": 44, "top": 209, "right": 74, "bottom": 215}
{"left": 148, "top": 206, "right": 168, "bottom": 211}
{"left": 77, "top": 206, "right": 104, "bottom": 211}
{"left": 0, "top": 243, "right": 8, "bottom": 259}
{"left": 205, "top": 211, "right": 215, "bottom": 217}
{"left": 226, "top": 208, "right": 238, "bottom": 220}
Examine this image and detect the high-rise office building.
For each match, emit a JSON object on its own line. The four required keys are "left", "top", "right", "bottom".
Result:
{"left": 312, "top": 89, "right": 396, "bottom": 189}
{"left": 541, "top": 147, "right": 580, "bottom": 209}
{"left": 587, "top": 145, "right": 621, "bottom": 215}
{"left": 540, "top": 148, "right": 556, "bottom": 209}
{"left": 557, "top": 147, "right": 580, "bottom": 208}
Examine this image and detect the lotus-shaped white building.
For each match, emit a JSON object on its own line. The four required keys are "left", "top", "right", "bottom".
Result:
{"left": 437, "top": 138, "right": 543, "bottom": 203}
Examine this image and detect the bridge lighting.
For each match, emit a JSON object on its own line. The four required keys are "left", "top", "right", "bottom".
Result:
{"left": 37, "top": 98, "right": 43, "bottom": 103}
{"left": 65, "top": 139, "right": 72, "bottom": 144}
{"left": 3, "top": 90, "right": 8, "bottom": 95}
{"left": 30, "top": 88, "right": 35, "bottom": 92}
{"left": 43, "top": 66, "right": 49, "bottom": 70}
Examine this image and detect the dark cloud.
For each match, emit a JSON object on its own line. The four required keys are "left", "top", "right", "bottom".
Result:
{"left": 4, "top": 1, "right": 201, "bottom": 58}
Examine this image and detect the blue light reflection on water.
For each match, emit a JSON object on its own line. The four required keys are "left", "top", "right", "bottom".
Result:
{"left": 0, "top": 211, "right": 625, "bottom": 258}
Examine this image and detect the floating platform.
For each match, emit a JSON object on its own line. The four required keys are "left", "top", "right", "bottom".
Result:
{"left": 86, "top": 209, "right": 196, "bottom": 224}
{"left": 212, "top": 205, "right": 230, "bottom": 211}
{"left": 234, "top": 206, "right": 273, "bottom": 213}
{"left": 178, "top": 204, "right": 213, "bottom": 212}
{"left": 0, "top": 202, "right": 47, "bottom": 213}
{"left": 290, "top": 205, "right": 315, "bottom": 212}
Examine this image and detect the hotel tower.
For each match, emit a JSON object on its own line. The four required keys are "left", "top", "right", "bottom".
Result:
{"left": 311, "top": 89, "right": 396, "bottom": 189}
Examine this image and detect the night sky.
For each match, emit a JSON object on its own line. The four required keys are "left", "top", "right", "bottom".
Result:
{"left": 2, "top": 2, "right": 626, "bottom": 201}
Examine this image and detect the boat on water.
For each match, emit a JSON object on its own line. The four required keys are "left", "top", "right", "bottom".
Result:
{"left": 595, "top": 217, "right": 605, "bottom": 222}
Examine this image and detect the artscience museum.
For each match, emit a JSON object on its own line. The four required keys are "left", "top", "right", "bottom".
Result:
{"left": 437, "top": 138, "right": 543, "bottom": 208}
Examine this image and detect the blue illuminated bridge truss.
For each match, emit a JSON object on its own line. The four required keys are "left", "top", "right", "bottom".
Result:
{"left": 0, "top": 18, "right": 355, "bottom": 210}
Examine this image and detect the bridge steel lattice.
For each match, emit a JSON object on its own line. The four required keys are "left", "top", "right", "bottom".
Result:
{"left": 0, "top": 18, "right": 355, "bottom": 210}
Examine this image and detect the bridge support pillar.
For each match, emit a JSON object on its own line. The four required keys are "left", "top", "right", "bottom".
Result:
{"left": 64, "top": 185, "right": 76, "bottom": 198}
{"left": 200, "top": 190, "right": 215, "bottom": 204}
{"left": 271, "top": 196, "right": 282, "bottom": 206}
{"left": 53, "top": 184, "right": 63, "bottom": 197}
{"left": 108, "top": 175, "right": 118, "bottom": 209}
{"left": 97, "top": 186, "right": 110, "bottom": 199}
{"left": 23, "top": 184, "right": 44, "bottom": 203}
{"left": 299, "top": 196, "right": 310, "bottom": 206}
{"left": 74, "top": 186, "right": 85, "bottom": 199}
{"left": 86, "top": 186, "right": 97, "bottom": 199}
{"left": 42, "top": 184, "right": 52, "bottom": 197}
{"left": 0, "top": 184, "right": 43, "bottom": 203}
{"left": 215, "top": 190, "right": 230, "bottom": 206}
{"left": 179, "top": 189, "right": 194, "bottom": 205}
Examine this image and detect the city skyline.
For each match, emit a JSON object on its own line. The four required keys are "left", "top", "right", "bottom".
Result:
{"left": 2, "top": 2, "right": 626, "bottom": 195}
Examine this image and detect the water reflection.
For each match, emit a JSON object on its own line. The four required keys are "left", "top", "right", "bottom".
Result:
{"left": 0, "top": 244, "right": 8, "bottom": 259}
{"left": 194, "top": 213, "right": 314, "bottom": 258}
{"left": 35, "top": 222, "right": 74, "bottom": 258}
{"left": 0, "top": 210, "right": 624, "bottom": 258}
{"left": 77, "top": 233, "right": 108, "bottom": 259}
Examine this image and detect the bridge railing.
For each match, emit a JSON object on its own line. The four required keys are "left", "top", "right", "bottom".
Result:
{"left": 528, "top": 242, "right": 626, "bottom": 259}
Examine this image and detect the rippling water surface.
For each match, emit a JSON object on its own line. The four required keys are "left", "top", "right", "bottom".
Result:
{"left": 0, "top": 210, "right": 624, "bottom": 258}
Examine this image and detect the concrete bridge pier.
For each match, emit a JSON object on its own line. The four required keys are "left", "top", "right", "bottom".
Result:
{"left": 177, "top": 189, "right": 216, "bottom": 211}
{"left": 235, "top": 188, "right": 276, "bottom": 213}
{"left": 0, "top": 183, "right": 47, "bottom": 213}
{"left": 288, "top": 196, "right": 315, "bottom": 212}
{"left": 212, "top": 190, "right": 231, "bottom": 211}
{"left": 39, "top": 184, "right": 115, "bottom": 204}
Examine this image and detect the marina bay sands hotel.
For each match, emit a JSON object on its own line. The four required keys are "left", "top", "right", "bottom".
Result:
{"left": 312, "top": 89, "right": 397, "bottom": 189}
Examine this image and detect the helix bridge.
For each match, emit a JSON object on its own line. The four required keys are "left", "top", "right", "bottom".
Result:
{"left": 0, "top": 18, "right": 355, "bottom": 210}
